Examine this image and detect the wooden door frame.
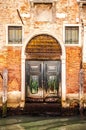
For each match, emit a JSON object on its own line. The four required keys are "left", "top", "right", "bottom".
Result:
{"left": 21, "top": 31, "right": 66, "bottom": 107}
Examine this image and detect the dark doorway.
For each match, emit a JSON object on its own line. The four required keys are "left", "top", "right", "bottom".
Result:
{"left": 25, "top": 60, "right": 61, "bottom": 103}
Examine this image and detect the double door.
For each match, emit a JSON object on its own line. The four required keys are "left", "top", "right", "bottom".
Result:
{"left": 25, "top": 61, "right": 61, "bottom": 102}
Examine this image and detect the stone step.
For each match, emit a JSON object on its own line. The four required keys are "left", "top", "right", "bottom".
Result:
{"left": 24, "top": 103, "right": 62, "bottom": 116}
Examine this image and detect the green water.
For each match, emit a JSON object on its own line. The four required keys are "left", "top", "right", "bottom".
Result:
{"left": 0, "top": 116, "right": 86, "bottom": 130}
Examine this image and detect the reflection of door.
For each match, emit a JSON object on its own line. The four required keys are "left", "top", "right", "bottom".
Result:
{"left": 25, "top": 61, "right": 61, "bottom": 102}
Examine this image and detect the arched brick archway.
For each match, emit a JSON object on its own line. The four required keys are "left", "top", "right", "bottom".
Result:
{"left": 25, "top": 34, "right": 62, "bottom": 102}
{"left": 21, "top": 31, "right": 66, "bottom": 107}
{"left": 25, "top": 34, "right": 62, "bottom": 60}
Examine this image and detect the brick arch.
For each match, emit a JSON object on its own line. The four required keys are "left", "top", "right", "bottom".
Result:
{"left": 25, "top": 34, "right": 62, "bottom": 60}
{"left": 21, "top": 31, "right": 66, "bottom": 107}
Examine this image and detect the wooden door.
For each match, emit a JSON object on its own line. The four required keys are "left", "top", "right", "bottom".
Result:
{"left": 25, "top": 61, "right": 61, "bottom": 102}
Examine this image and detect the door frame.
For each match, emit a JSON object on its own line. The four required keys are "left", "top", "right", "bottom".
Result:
{"left": 21, "top": 31, "right": 66, "bottom": 107}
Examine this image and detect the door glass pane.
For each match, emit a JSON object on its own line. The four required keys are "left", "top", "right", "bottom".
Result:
{"left": 30, "top": 75, "right": 39, "bottom": 94}
{"left": 47, "top": 75, "right": 57, "bottom": 93}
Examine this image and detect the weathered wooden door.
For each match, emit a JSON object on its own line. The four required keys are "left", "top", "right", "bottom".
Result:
{"left": 25, "top": 61, "right": 61, "bottom": 102}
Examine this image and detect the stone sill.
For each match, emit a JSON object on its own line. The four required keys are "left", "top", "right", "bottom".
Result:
{"left": 77, "top": 0, "right": 86, "bottom": 3}
{"left": 29, "top": 0, "right": 57, "bottom": 3}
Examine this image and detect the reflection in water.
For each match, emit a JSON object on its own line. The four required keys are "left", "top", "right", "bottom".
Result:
{"left": 58, "top": 124, "right": 86, "bottom": 130}
{"left": 1, "top": 125, "right": 25, "bottom": 130}
{"left": 0, "top": 116, "right": 86, "bottom": 130}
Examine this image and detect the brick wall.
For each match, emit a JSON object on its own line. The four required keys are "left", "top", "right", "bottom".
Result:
{"left": 0, "top": 0, "right": 84, "bottom": 100}
{"left": 0, "top": 48, "right": 7, "bottom": 91}
{"left": 0, "top": 47, "right": 21, "bottom": 91}
{"left": 7, "top": 47, "right": 21, "bottom": 91}
{"left": 83, "top": 64, "right": 86, "bottom": 93}
{"left": 66, "top": 47, "right": 82, "bottom": 93}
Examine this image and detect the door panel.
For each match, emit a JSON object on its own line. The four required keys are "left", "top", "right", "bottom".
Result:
{"left": 43, "top": 61, "right": 61, "bottom": 102}
{"left": 25, "top": 61, "right": 61, "bottom": 102}
{"left": 25, "top": 61, "right": 43, "bottom": 102}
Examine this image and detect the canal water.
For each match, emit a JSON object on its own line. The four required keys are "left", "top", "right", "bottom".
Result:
{"left": 0, "top": 116, "right": 86, "bottom": 130}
